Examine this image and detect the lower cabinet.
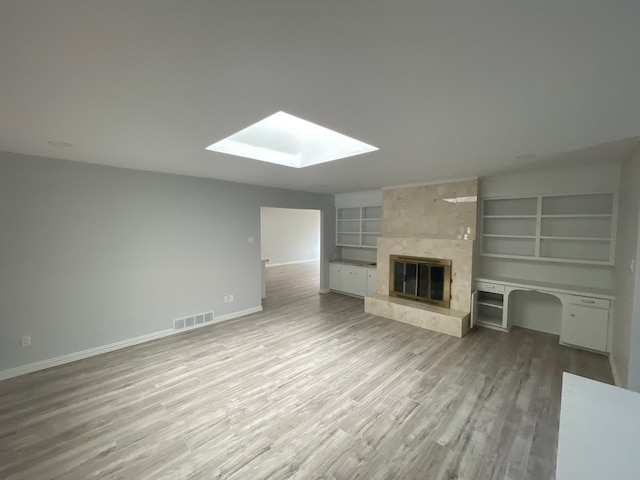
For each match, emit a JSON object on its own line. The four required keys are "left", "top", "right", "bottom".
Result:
{"left": 366, "top": 268, "right": 377, "bottom": 296}
{"left": 560, "top": 296, "right": 609, "bottom": 352}
{"left": 342, "top": 265, "right": 366, "bottom": 297}
{"left": 330, "top": 263, "right": 376, "bottom": 298}
{"left": 472, "top": 282, "right": 509, "bottom": 331}
{"left": 329, "top": 263, "right": 343, "bottom": 292}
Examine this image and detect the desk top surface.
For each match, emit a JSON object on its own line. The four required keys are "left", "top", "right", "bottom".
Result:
{"left": 476, "top": 275, "right": 615, "bottom": 299}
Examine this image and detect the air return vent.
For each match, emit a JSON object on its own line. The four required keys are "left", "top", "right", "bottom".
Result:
{"left": 173, "top": 310, "right": 215, "bottom": 332}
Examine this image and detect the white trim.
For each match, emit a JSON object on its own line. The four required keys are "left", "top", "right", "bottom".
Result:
{"left": 0, "top": 306, "right": 263, "bottom": 382}
{"left": 266, "top": 259, "right": 319, "bottom": 267}
{"left": 0, "top": 329, "right": 172, "bottom": 382}
{"left": 319, "top": 288, "right": 330, "bottom": 294}
{"left": 609, "top": 354, "right": 622, "bottom": 387}
{"left": 382, "top": 177, "right": 478, "bottom": 191}
{"left": 213, "top": 306, "right": 263, "bottom": 323}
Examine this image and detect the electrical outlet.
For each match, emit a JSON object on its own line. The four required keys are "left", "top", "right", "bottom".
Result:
{"left": 22, "top": 335, "right": 31, "bottom": 347}
{"left": 229, "top": 294, "right": 234, "bottom": 302}
{"left": 224, "top": 295, "right": 229, "bottom": 303}
{"left": 247, "top": 236, "right": 255, "bottom": 244}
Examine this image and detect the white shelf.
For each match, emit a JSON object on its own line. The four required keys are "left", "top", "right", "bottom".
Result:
{"left": 477, "top": 299, "right": 504, "bottom": 309}
{"left": 336, "top": 205, "right": 382, "bottom": 249}
{"left": 483, "top": 234, "right": 536, "bottom": 239}
{"left": 473, "top": 286, "right": 508, "bottom": 330}
{"left": 540, "top": 214, "right": 613, "bottom": 218}
{"left": 476, "top": 317, "right": 509, "bottom": 332}
{"left": 482, "top": 253, "right": 612, "bottom": 265}
{"left": 540, "top": 236, "right": 610, "bottom": 242}
{"left": 483, "top": 215, "right": 538, "bottom": 219}
{"left": 481, "top": 193, "right": 617, "bottom": 265}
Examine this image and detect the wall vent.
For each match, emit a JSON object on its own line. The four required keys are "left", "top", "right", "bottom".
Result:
{"left": 173, "top": 310, "right": 215, "bottom": 332}
{"left": 174, "top": 318, "right": 185, "bottom": 330}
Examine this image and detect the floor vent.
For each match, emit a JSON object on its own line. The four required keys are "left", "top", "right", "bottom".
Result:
{"left": 173, "top": 310, "right": 215, "bottom": 331}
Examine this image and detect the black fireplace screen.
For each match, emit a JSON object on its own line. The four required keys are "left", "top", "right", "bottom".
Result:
{"left": 390, "top": 255, "right": 451, "bottom": 308}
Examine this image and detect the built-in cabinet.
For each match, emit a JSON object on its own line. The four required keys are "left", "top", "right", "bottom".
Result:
{"left": 336, "top": 206, "right": 382, "bottom": 248}
{"left": 330, "top": 262, "right": 377, "bottom": 297}
{"left": 560, "top": 295, "right": 609, "bottom": 352}
{"left": 481, "top": 193, "right": 617, "bottom": 265}
{"left": 473, "top": 281, "right": 509, "bottom": 331}
{"left": 367, "top": 268, "right": 377, "bottom": 296}
{"left": 472, "top": 278, "right": 612, "bottom": 352}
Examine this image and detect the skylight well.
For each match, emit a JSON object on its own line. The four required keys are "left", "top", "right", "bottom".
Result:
{"left": 205, "top": 111, "right": 378, "bottom": 168}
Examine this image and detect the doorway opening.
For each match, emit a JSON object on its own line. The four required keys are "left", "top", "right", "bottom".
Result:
{"left": 260, "top": 207, "right": 322, "bottom": 308}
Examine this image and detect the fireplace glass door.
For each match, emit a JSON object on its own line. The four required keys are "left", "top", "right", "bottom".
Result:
{"left": 390, "top": 256, "right": 451, "bottom": 308}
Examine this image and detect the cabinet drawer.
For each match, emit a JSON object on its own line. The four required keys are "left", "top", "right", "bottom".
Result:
{"left": 564, "top": 295, "right": 609, "bottom": 310}
{"left": 476, "top": 281, "right": 505, "bottom": 294}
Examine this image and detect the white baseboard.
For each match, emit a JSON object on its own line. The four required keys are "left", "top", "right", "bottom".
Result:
{"left": 213, "top": 306, "right": 263, "bottom": 323}
{"left": 319, "top": 288, "right": 330, "bottom": 294}
{"left": 0, "top": 305, "right": 263, "bottom": 382}
{"left": 266, "top": 259, "right": 319, "bottom": 268}
{"left": 609, "top": 354, "right": 622, "bottom": 387}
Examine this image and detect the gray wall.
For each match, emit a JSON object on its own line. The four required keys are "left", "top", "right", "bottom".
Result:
{"left": 0, "top": 151, "right": 335, "bottom": 372}
{"left": 260, "top": 207, "right": 320, "bottom": 266}
{"left": 612, "top": 146, "right": 640, "bottom": 389}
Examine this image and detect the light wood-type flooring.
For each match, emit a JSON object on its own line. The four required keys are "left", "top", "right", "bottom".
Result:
{"left": 0, "top": 261, "right": 613, "bottom": 479}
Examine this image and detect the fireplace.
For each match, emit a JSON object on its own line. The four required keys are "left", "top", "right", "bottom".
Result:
{"left": 389, "top": 255, "right": 452, "bottom": 308}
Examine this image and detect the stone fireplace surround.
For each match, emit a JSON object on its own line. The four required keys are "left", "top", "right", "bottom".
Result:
{"left": 365, "top": 237, "right": 473, "bottom": 337}
{"left": 363, "top": 180, "right": 478, "bottom": 338}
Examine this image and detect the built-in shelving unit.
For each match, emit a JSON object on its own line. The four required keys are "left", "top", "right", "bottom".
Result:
{"left": 481, "top": 193, "right": 617, "bottom": 265}
{"left": 472, "top": 281, "right": 509, "bottom": 331}
{"left": 337, "top": 205, "right": 382, "bottom": 248}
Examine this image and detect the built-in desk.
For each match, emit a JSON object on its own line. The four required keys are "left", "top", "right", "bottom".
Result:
{"left": 473, "top": 276, "right": 614, "bottom": 353}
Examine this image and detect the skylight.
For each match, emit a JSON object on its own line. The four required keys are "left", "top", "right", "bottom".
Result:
{"left": 205, "top": 111, "right": 378, "bottom": 168}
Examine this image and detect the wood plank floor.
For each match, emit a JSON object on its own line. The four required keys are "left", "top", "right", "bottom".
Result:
{"left": 0, "top": 262, "right": 613, "bottom": 479}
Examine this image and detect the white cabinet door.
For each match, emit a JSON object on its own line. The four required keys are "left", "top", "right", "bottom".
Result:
{"left": 561, "top": 301, "right": 608, "bottom": 352}
{"left": 343, "top": 266, "right": 366, "bottom": 297}
{"left": 329, "top": 263, "right": 343, "bottom": 291}
{"left": 470, "top": 290, "right": 478, "bottom": 328}
{"left": 366, "top": 268, "right": 377, "bottom": 296}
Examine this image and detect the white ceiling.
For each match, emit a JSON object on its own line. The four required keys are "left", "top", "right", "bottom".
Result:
{"left": 1, "top": 0, "right": 639, "bottom": 193}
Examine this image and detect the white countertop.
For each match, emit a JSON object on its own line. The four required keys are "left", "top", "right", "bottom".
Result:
{"left": 330, "top": 259, "right": 377, "bottom": 268}
{"left": 476, "top": 275, "right": 615, "bottom": 299}
{"left": 557, "top": 373, "right": 640, "bottom": 480}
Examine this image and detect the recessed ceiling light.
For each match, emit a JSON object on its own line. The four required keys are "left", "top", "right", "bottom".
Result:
{"left": 205, "top": 111, "right": 379, "bottom": 168}
{"left": 48, "top": 141, "right": 74, "bottom": 148}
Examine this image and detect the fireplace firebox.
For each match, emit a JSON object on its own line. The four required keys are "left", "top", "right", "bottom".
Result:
{"left": 389, "top": 255, "right": 452, "bottom": 308}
